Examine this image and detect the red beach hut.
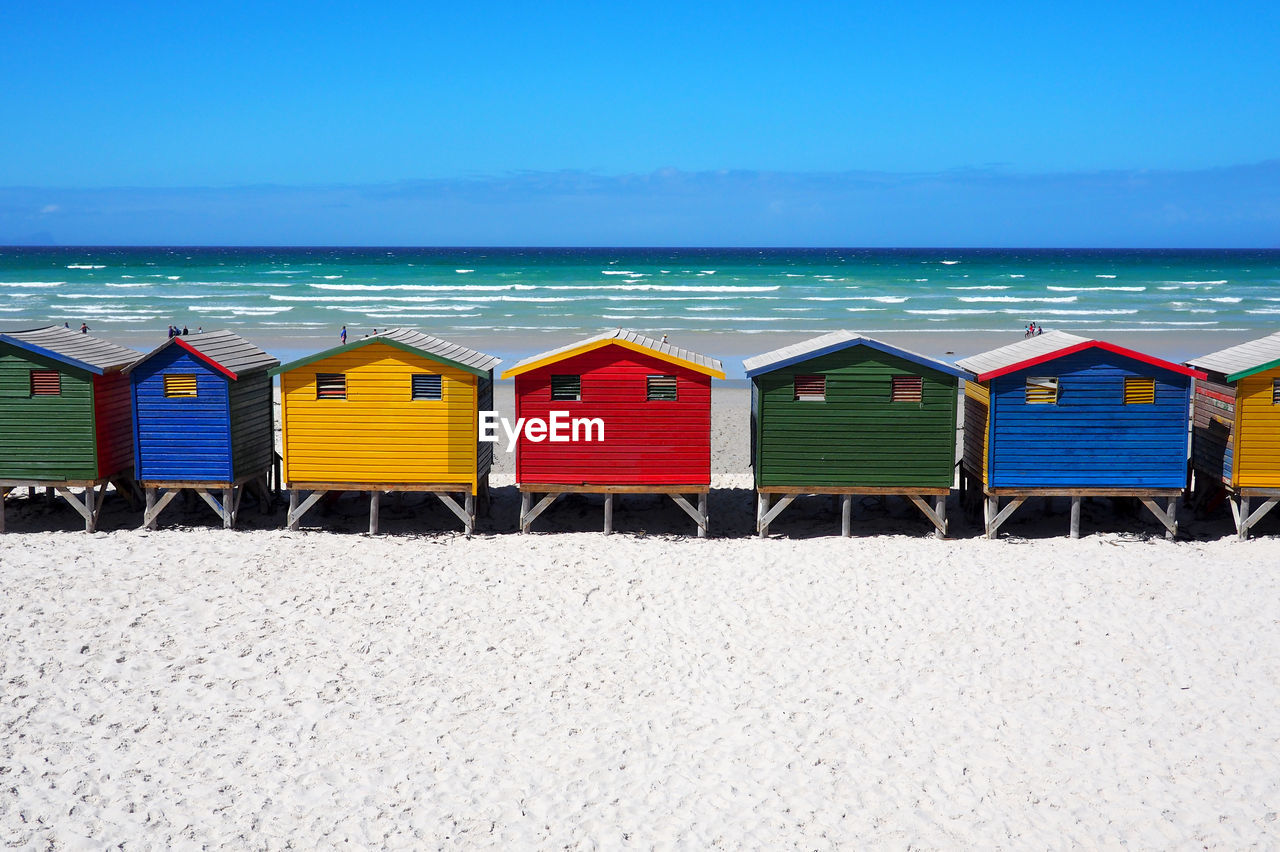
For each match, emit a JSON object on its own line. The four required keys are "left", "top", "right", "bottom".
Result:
{"left": 499, "top": 329, "right": 725, "bottom": 535}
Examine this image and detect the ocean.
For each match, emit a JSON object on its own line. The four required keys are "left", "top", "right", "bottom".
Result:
{"left": 2, "top": 247, "right": 1277, "bottom": 371}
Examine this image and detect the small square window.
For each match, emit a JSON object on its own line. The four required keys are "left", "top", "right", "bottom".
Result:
{"left": 1026, "top": 377, "right": 1058, "bottom": 405}
{"left": 551, "top": 374, "right": 581, "bottom": 401}
{"left": 891, "top": 375, "right": 923, "bottom": 403}
{"left": 794, "top": 375, "right": 826, "bottom": 401}
{"left": 30, "top": 370, "right": 61, "bottom": 396}
{"left": 412, "top": 374, "right": 442, "bottom": 400}
{"left": 163, "top": 374, "right": 197, "bottom": 398}
{"left": 316, "top": 373, "right": 346, "bottom": 400}
{"left": 646, "top": 375, "right": 677, "bottom": 401}
{"left": 1124, "top": 377, "right": 1155, "bottom": 405}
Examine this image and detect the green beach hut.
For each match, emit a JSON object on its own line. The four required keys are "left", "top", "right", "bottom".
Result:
{"left": 0, "top": 325, "right": 142, "bottom": 532}
{"left": 743, "top": 331, "right": 970, "bottom": 537}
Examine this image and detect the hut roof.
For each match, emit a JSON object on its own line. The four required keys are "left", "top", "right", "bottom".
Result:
{"left": 0, "top": 325, "right": 140, "bottom": 375}
{"left": 501, "top": 329, "right": 725, "bottom": 380}
{"left": 956, "top": 330, "right": 1204, "bottom": 381}
{"left": 270, "top": 328, "right": 500, "bottom": 378}
{"left": 1186, "top": 331, "right": 1280, "bottom": 382}
{"left": 742, "top": 330, "right": 971, "bottom": 379}
{"left": 126, "top": 330, "right": 279, "bottom": 379}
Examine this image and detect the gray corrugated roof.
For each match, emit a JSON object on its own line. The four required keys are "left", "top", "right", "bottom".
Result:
{"left": 1186, "top": 331, "right": 1280, "bottom": 378}
{"left": 741, "top": 330, "right": 969, "bottom": 378}
{"left": 504, "top": 328, "right": 724, "bottom": 376}
{"left": 955, "top": 330, "right": 1090, "bottom": 376}
{"left": 374, "top": 327, "right": 501, "bottom": 373}
{"left": 0, "top": 325, "right": 140, "bottom": 374}
{"left": 180, "top": 330, "right": 279, "bottom": 375}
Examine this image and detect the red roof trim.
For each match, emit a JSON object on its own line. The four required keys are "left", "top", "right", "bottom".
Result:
{"left": 173, "top": 337, "right": 238, "bottom": 380}
{"left": 976, "top": 340, "right": 1207, "bottom": 382}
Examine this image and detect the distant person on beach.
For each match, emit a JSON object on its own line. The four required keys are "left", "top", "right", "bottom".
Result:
{"left": 182, "top": 325, "right": 189, "bottom": 335}
{"left": 197, "top": 326, "right": 203, "bottom": 334}
{"left": 1036, "top": 324, "right": 1043, "bottom": 335}
{"left": 63, "top": 322, "right": 69, "bottom": 328}
{"left": 340, "top": 325, "right": 347, "bottom": 344}
{"left": 167, "top": 325, "right": 175, "bottom": 338}
{"left": 79, "top": 323, "right": 88, "bottom": 334}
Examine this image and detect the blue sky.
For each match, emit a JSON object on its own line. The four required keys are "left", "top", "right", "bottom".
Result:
{"left": 2, "top": 0, "right": 1277, "bottom": 245}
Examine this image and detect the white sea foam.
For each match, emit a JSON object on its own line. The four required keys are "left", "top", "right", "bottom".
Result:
{"left": 455, "top": 269, "right": 474, "bottom": 274}
{"left": 699, "top": 270, "right": 717, "bottom": 274}
{"left": 56, "top": 294, "right": 147, "bottom": 300}
{"left": 958, "top": 296, "right": 1078, "bottom": 303}
{"left": 310, "top": 283, "right": 537, "bottom": 292}
{"left": 1007, "top": 274, "right": 1025, "bottom": 279}
{"left": 1197, "top": 297, "right": 1242, "bottom": 303}
{"left": 1171, "top": 280, "right": 1228, "bottom": 285}
{"left": 846, "top": 296, "right": 909, "bottom": 303}
{"left": 999, "top": 309, "right": 1139, "bottom": 316}
{"left": 844, "top": 307, "right": 887, "bottom": 312}
{"left": 0, "top": 307, "right": 27, "bottom": 312}
{"left": 947, "top": 285, "right": 1010, "bottom": 291}
{"left": 190, "top": 306, "right": 292, "bottom": 315}
{"left": 2, "top": 282, "right": 65, "bottom": 287}
{"left": 356, "top": 312, "right": 483, "bottom": 320}
{"left": 166, "top": 276, "right": 181, "bottom": 280}
{"left": 686, "top": 307, "right": 735, "bottom": 311}
{"left": 601, "top": 270, "right": 648, "bottom": 277}
{"left": 1047, "top": 286, "right": 1146, "bottom": 292}
{"left": 105, "top": 283, "right": 151, "bottom": 288}
{"left": 264, "top": 270, "right": 302, "bottom": 274}
{"left": 321, "top": 275, "right": 343, "bottom": 280}
{"left": 939, "top": 260, "right": 960, "bottom": 265}
{"left": 1247, "top": 308, "right": 1280, "bottom": 315}
{"left": 1096, "top": 274, "right": 1118, "bottom": 279}
{"left": 906, "top": 309, "right": 989, "bottom": 315}
{"left": 66, "top": 264, "right": 106, "bottom": 269}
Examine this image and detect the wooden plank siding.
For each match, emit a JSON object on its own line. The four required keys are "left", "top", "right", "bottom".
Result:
{"left": 132, "top": 348, "right": 233, "bottom": 482}
{"left": 1235, "top": 367, "right": 1280, "bottom": 488}
{"left": 279, "top": 343, "right": 479, "bottom": 488}
{"left": 514, "top": 345, "right": 711, "bottom": 486}
{"left": 753, "top": 348, "right": 958, "bottom": 489}
{"left": 1190, "top": 378, "right": 1235, "bottom": 486}
{"left": 0, "top": 349, "right": 99, "bottom": 480}
{"left": 229, "top": 371, "right": 274, "bottom": 481}
{"left": 92, "top": 371, "right": 135, "bottom": 479}
{"left": 962, "top": 381, "right": 990, "bottom": 483}
{"left": 988, "top": 349, "right": 1192, "bottom": 489}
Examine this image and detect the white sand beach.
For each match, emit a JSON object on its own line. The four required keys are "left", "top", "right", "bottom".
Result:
{"left": 2, "top": 388, "right": 1280, "bottom": 847}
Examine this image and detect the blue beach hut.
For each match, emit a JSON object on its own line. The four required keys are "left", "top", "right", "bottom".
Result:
{"left": 126, "top": 330, "right": 279, "bottom": 528}
{"left": 956, "top": 331, "right": 1205, "bottom": 539}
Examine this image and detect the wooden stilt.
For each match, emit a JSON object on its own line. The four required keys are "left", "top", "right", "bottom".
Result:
{"left": 1070, "top": 496, "right": 1082, "bottom": 539}
{"left": 369, "top": 490, "right": 380, "bottom": 535}
{"left": 934, "top": 494, "right": 947, "bottom": 540}
{"left": 83, "top": 485, "right": 97, "bottom": 533}
{"left": 841, "top": 494, "right": 852, "bottom": 537}
{"left": 519, "top": 491, "right": 532, "bottom": 533}
{"left": 1166, "top": 496, "right": 1179, "bottom": 540}
{"left": 603, "top": 493, "right": 613, "bottom": 534}
{"left": 698, "top": 492, "right": 708, "bottom": 538}
{"left": 758, "top": 492, "right": 771, "bottom": 538}
{"left": 464, "top": 492, "right": 475, "bottom": 535}
{"left": 1238, "top": 495, "right": 1250, "bottom": 540}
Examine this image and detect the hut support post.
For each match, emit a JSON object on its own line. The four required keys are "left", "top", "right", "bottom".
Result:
{"left": 985, "top": 496, "right": 1025, "bottom": 540}
{"left": 434, "top": 492, "right": 475, "bottom": 534}
{"left": 143, "top": 487, "right": 181, "bottom": 530}
{"left": 841, "top": 494, "right": 852, "bottom": 537}
{"left": 907, "top": 494, "right": 948, "bottom": 539}
{"left": 757, "top": 493, "right": 794, "bottom": 538}
{"left": 369, "top": 490, "right": 380, "bottom": 535}
{"left": 0, "top": 486, "right": 8, "bottom": 533}
{"left": 757, "top": 493, "right": 770, "bottom": 538}
{"left": 1237, "top": 496, "right": 1278, "bottom": 541}
{"left": 1138, "top": 497, "right": 1179, "bottom": 540}
{"left": 669, "top": 493, "right": 708, "bottom": 538}
{"left": 603, "top": 493, "right": 613, "bottom": 534}
{"left": 1070, "top": 497, "right": 1082, "bottom": 539}
{"left": 287, "top": 489, "right": 325, "bottom": 530}
{"left": 518, "top": 491, "right": 559, "bottom": 533}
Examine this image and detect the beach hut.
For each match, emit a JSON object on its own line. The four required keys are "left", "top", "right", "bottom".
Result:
{"left": 956, "top": 330, "right": 1204, "bottom": 539}
{"left": 500, "top": 329, "right": 725, "bottom": 536}
{"left": 743, "top": 331, "right": 971, "bottom": 538}
{"left": 271, "top": 328, "right": 499, "bottom": 534}
{"left": 0, "top": 325, "right": 141, "bottom": 532}
{"left": 125, "top": 330, "right": 279, "bottom": 529}
{"left": 1185, "top": 330, "right": 1280, "bottom": 539}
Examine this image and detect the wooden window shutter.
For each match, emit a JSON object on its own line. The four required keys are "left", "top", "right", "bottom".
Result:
{"left": 1123, "top": 377, "right": 1155, "bottom": 405}
{"left": 412, "top": 373, "right": 442, "bottom": 400}
{"left": 550, "top": 374, "right": 581, "bottom": 401}
{"left": 891, "top": 375, "right": 923, "bottom": 403}
{"left": 647, "top": 375, "right": 677, "bottom": 401}
{"left": 30, "top": 370, "right": 61, "bottom": 396}
{"left": 1025, "top": 376, "right": 1058, "bottom": 405}
{"left": 1273, "top": 378, "right": 1279, "bottom": 405}
{"left": 163, "top": 374, "right": 198, "bottom": 398}
{"left": 794, "top": 375, "right": 826, "bottom": 401}
{"left": 316, "top": 373, "right": 346, "bottom": 399}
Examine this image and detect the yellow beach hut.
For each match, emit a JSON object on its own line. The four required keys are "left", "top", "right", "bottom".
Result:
{"left": 271, "top": 328, "right": 500, "bottom": 533}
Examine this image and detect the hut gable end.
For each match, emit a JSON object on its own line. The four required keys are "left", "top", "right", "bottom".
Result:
{"left": 987, "top": 347, "right": 1192, "bottom": 489}
{"left": 0, "top": 347, "right": 98, "bottom": 480}
{"left": 132, "top": 346, "right": 232, "bottom": 482}
{"left": 752, "top": 344, "right": 960, "bottom": 489}
{"left": 514, "top": 342, "right": 712, "bottom": 487}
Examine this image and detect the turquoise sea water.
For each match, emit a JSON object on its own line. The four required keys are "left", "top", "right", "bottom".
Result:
{"left": 2, "top": 247, "right": 1278, "bottom": 364}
